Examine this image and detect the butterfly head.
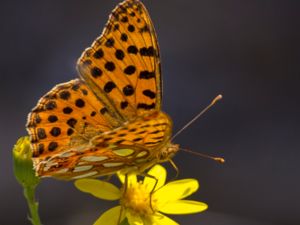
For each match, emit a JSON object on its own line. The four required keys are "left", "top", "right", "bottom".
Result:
{"left": 157, "top": 143, "right": 179, "bottom": 162}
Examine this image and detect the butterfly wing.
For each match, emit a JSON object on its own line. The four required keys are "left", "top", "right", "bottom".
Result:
{"left": 27, "top": 0, "right": 169, "bottom": 180}
{"left": 77, "top": 0, "right": 162, "bottom": 120}
{"left": 27, "top": 79, "right": 121, "bottom": 158}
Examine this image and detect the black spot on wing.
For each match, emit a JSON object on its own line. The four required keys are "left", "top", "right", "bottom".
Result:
{"left": 37, "top": 128, "right": 46, "bottom": 139}
{"left": 123, "top": 85, "right": 134, "bottom": 96}
{"left": 59, "top": 91, "right": 71, "bottom": 100}
{"left": 48, "top": 142, "right": 58, "bottom": 151}
{"left": 38, "top": 144, "right": 44, "bottom": 154}
{"left": 140, "top": 47, "right": 155, "bottom": 56}
{"left": 50, "top": 127, "right": 61, "bottom": 137}
{"left": 139, "top": 71, "right": 155, "bottom": 79}
{"left": 104, "top": 81, "right": 116, "bottom": 93}
{"left": 67, "top": 128, "right": 74, "bottom": 136}
{"left": 121, "top": 101, "right": 129, "bottom": 109}
{"left": 63, "top": 107, "right": 73, "bottom": 114}
{"left": 124, "top": 65, "right": 136, "bottom": 75}
{"left": 121, "top": 16, "right": 128, "bottom": 23}
{"left": 34, "top": 114, "right": 41, "bottom": 124}
{"left": 143, "top": 90, "right": 156, "bottom": 99}
{"left": 48, "top": 115, "right": 58, "bottom": 123}
{"left": 75, "top": 99, "right": 85, "bottom": 108}
{"left": 137, "top": 103, "right": 155, "bottom": 110}
{"left": 121, "top": 33, "right": 128, "bottom": 41}
{"left": 105, "top": 62, "right": 116, "bottom": 71}
{"left": 127, "top": 45, "right": 138, "bottom": 54}
{"left": 127, "top": 24, "right": 135, "bottom": 32}
{"left": 133, "top": 137, "right": 143, "bottom": 142}
{"left": 115, "top": 49, "right": 125, "bottom": 60}
{"left": 67, "top": 118, "right": 77, "bottom": 128}
{"left": 45, "top": 101, "right": 57, "bottom": 110}
{"left": 100, "top": 107, "right": 108, "bottom": 114}
{"left": 93, "top": 49, "right": 104, "bottom": 59}
{"left": 105, "top": 38, "right": 115, "bottom": 47}
{"left": 91, "top": 67, "right": 103, "bottom": 78}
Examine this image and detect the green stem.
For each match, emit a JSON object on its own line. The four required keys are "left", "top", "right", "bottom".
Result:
{"left": 23, "top": 185, "right": 42, "bottom": 225}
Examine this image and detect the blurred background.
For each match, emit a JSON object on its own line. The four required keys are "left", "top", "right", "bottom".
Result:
{"left": 1, "top": 0, "right": 299, "bottom": 224}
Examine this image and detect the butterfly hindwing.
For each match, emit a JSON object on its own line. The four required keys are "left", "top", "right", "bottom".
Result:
{"left": 34, "top": 111, "right": 172, "bottom": 179}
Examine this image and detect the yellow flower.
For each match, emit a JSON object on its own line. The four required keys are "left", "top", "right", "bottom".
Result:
{"left": 75, "top": 165, "right": 207, "bottom": 225}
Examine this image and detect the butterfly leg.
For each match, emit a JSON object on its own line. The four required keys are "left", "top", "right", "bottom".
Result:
{"left": 118, "top": 174, "right": 128, "bottom": 225}
{"left": 103, "top": 174, "right": 113, "bottom": 182}
{"left": 117, "top": 205, "right": 125, "bottom": 225}
{"left": 123, "top": 173, "right": 129, "bottom": 194}
{"left": 168, "top": 159, "right": 179, "bottom": 180}
{"left": 139, "top": 172, "right": 158, "bottom": 212}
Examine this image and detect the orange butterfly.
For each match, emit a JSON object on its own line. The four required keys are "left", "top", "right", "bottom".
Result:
{"left": 26, "top": 0, "right": 179, "bottom": 180}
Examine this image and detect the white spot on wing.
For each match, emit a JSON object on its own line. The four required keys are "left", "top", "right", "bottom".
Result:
{"left": 103, "top": 162, "right": 124, "bottom": 167}
{"left": 81, "top": 156, "right": 108, "bottom": 162}
{"left": 135, "top": 158, "right": 147, "bottom": 163}
{"left": 136, "top": 151, "right": 148, "bottom": 158}
{"left": 73, "top": 165, "right": 93, "bottom": 172}
{"left": 60, "top": 152, "right": 74, "bottom": 158}
{"left": 113, "top": 149, "right": 134, "bottom": 156}
{"left": 43, "top": 161, "right": 58, "bottom": 172}
{"left": 56, "top": 168, "right": 69, "bottom": 174}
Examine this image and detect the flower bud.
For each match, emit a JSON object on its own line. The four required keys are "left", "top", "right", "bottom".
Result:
{"left": 13, "top": 136, "right": 40, "bottom": 187}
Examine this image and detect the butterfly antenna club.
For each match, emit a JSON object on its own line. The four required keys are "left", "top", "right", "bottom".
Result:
{"left": 180, "top": 147, "right": 225, "bottom": 164}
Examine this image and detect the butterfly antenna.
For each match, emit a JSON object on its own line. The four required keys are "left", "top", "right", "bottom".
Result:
{"left": 171, "top": 94, "right": 223, "bottom": 141}
{"left": 180, "top": 147, "right": 225, "bottom": 163}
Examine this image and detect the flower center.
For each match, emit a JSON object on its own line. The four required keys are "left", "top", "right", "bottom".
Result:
{"left": 120, "top": 181, "right": 157, "bottom": 218}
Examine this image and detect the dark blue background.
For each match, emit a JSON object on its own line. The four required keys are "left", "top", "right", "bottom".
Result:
{"left": 1, "top": 0, "right": 299, "bottom": 224}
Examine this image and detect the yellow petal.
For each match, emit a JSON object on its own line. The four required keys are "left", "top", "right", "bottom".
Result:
{"left": 158, "top": 200, "right": 208, "bottom": 215}
{"left": 118, "top": 171, "right": 137, "bottom": 186}
{"left": 127, "top": 211, "right": 144, "bottom": 225}
{"left": 152, "top": 213, "right": 179, "bottom": 225}
{"left": 154, "top": 179, "right": 199, "bottom": 202}
{"left": 94, "top": 206, "right": 125, "bottom": 225}
{"left": 75, "top": 179, "right": 120, "bottom": 200}
{"left": 143, "top": 164, "right": 166, "bottom": 191}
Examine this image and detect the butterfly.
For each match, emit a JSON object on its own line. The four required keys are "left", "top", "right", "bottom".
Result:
{"left": 26, "top": 0, "right": 179, "bottom": 180}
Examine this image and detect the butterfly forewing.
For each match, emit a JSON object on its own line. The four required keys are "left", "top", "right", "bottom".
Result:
{"left": 77, "top": 0, "right": 161, "bottom": 119}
